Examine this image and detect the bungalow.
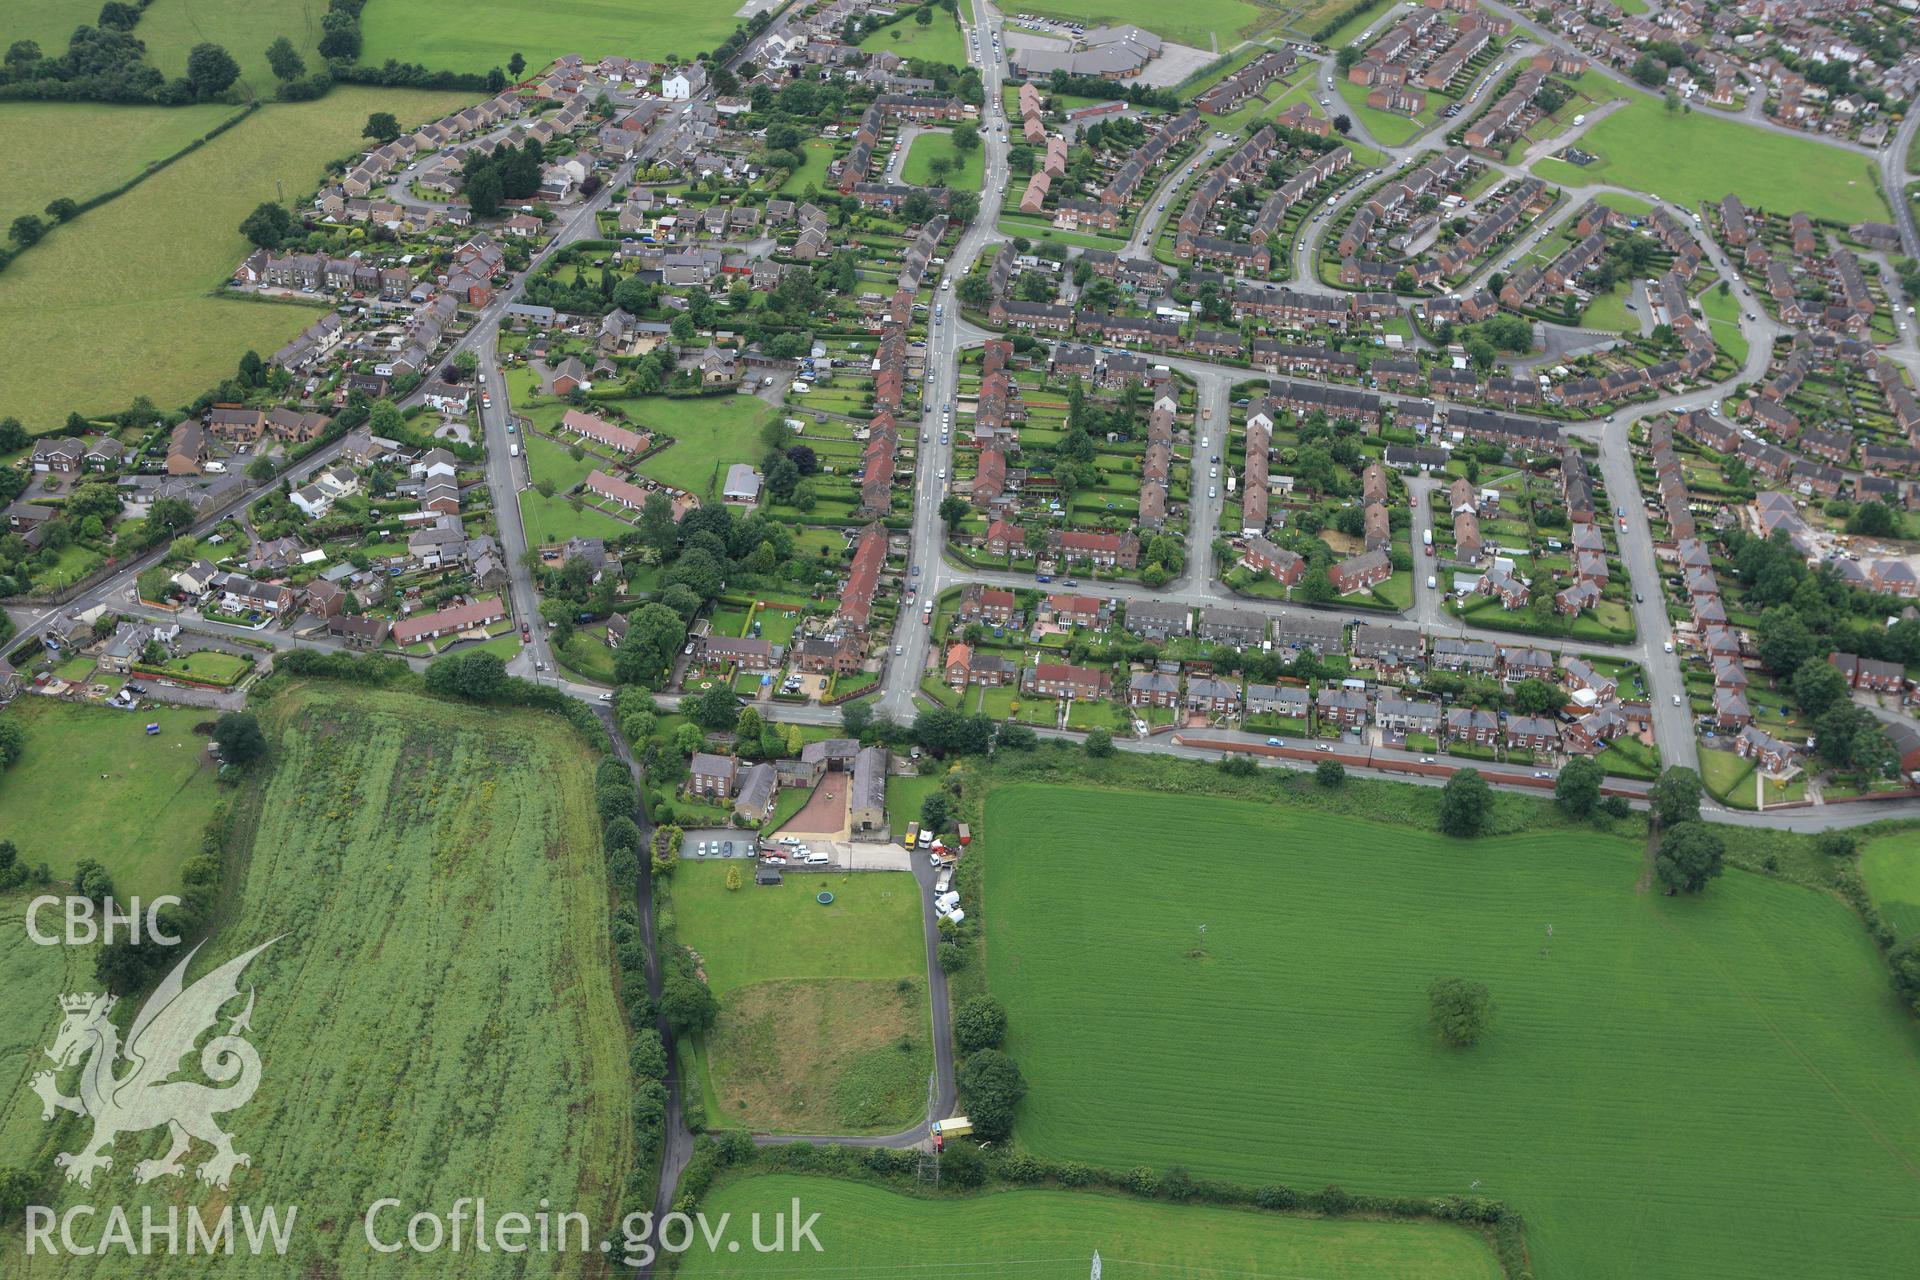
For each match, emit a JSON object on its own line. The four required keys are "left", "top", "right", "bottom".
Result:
{"left": 391, "top": 597, "right": 506, "bottom": 646}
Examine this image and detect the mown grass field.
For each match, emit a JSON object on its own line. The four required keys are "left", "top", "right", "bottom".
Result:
{"left": 0, "top": 101, "right": 240, "bottom": 228}
{"left": 1863, "top": 829, "right": 1920, "bottom": 939}
{"left": 861, "top": 8, "right": 969, "bottom": 67}
{"left": 0, "top": 88, "right": 472, "bottom": 431}
{"left": 984, "top": 784, "right": 1920, "bottom": 1280}
{"left": 0, "top": 683, "right": 631, "bottom": 1278}
{"left": 902, "top": 128, "right": 984, "bottom": 190}
{"left": 1531, "top": 101, "right": 1889, "bottom": 224}
{"left": 679, "top": 1175, "right": 1503, "bottom": 1278}
{"left": 777, "top": 138, "right": 835, "bottom": 195}
{"left": 0, "top": 698, "right": 220, "bottom": 900}
{"left": 359, "top": 0, "right": 740, "bottom": 73}
{"left": 673, "top": 863, "right": 930, "bottom": 1134}
{"left": 2, "top": 0, "right": 95, "bottom": 51}
{"left": 626, "top": 394, "right": 777, "bottom": 495}
{"left": 134, "top": 0, "right": 325, "bottom": 95}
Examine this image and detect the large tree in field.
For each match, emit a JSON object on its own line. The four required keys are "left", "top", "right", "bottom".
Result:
{"left": 1438, "top": 769, "right": 1491, "bottom": 837}
{"left": 265, "top": 36, "right": 304, "bottom": 81}
{"left": 238, "top": 201, "right": 292, "bottom": 249}
{"left": 363, "top": 111, "right": 401, "bottom": 142}
{"left": 212, "top": 711, "right": 267, "bottom": 767}
{"left": 1428, "top": 977, "right": 1492, "bottom": 1047}
{"left": 185, "top": 43, "right": 240, "bottom": 97}
{"left": 1654, "top": 822, "right": 1724, "bottom": 895}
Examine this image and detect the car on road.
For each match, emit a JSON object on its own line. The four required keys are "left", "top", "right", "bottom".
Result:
{"left": 1063, "top": 578, "right": 1078, "bottom": 586}
{"left": 1420, "top": 757, "right": 1436, "bottom": 764}
{"left": 505, "top": 422, "right": 515, "bottom": 433}
{"left": 521, "top": 625, "right": 531, "bottom": 640}
{"left": 1634, "top": 591, "right": 1643, "bottom": 603}
{"left": 1664, "top": 640, "right": 1674, "bottom": 653}
{"left": 1533, "top": 771, "right": 1551, "bottom": 779}
{"left": 1426, "top": 575, "right": 1436, "bottom": 589}
{"left": 1208, "top": 486, "right": 1216, "bottom": 498}
{"left": 598, "top": 692, "right": 613, "bottom": 702}
{"left": 1266, "top": 737, "right": 1283, "bottom": 746}
{"left": 894, "top": 644, "right": 903, "bottom": 655}
{"left": 1673, "top": 694, "right": 1682, "bottom": 706}
{"left": 1316, "top": 743, "right": 1332, "bottom": 752}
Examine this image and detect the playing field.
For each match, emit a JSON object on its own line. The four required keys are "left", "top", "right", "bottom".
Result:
{"left": 673, "top": 863, "right": 931, "bottom": 1134}
{"left": 984, "top": 784, "right": 1920, "bottom": 1280}
{"left": 0, "top": 698, "right": 221, "bottom": 900}
{"left": 1863, "top": 828, "right": 1920, "bottom": 939}
{"left": 1531, "top": 101, "right": 1889, "bottom": 224}
{"left": 0, "top": 88, "right": 472, "bottom": 432}
{"left": 359, "top": 0, "right": 741, "bottom": 74}
{"left": 902, "top": 128, "right": 985, "bottom": 190}
{"left": 1005, "top": 0, "right": 1265, "bottom": 49}
{"left": 133, "top": 0, "right": 326, "bottom": 95}
{"left": 0, "top": 101, "right": 240, "bottom": 229}
{"left": 677, "top": 1175, "right": 1503, "bottom": 1278}
{"left": 0, "top": 683, "right": 631, "bottom": 1279}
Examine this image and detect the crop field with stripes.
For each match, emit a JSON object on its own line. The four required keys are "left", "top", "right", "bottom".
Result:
{"left": 984, "top": 784, "right": 1920, "bottom": 1280}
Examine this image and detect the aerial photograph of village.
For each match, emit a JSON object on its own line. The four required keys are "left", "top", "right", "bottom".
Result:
{"left": 1, "top": 0, "right": 1919, "bottom": 1274}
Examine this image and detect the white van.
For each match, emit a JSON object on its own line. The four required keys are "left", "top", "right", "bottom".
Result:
{"left": 509, "top": 442, "right": 520, "bottom": 458}
{"left": 805, "top": 850, "right": 831, "bottom": 866}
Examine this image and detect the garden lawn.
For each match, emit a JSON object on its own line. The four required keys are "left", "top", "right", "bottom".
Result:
{"left": 0, "top": 698, "right": 220, "bottom": 900}
{"left": 985, "top": 783, "right": 1920, "bottom": 1280}
{"left": 0, "top": 683, "right": 631, "bottom": 1280}
{"left": 672, "top": 863, "right": 930, "bottom": 1133}
{"left": 0, "top": 101, "right": 241, "bottom": 229}
{"left": 152, "top": 649, "right": 252, "bottom": 684}
{"left": 134, "top": 0, "right": 325, "bottom": 95}
{"left": 1334, "top": 77, "right": 1426, "bottom": 148}
{"left": 1530, "top": 100, "right": 1889, "bottom": 224}
{"left": 902, "top": 128, "right": 984, "bottom": 191}
{"left": 623, "top": 395, "right": 778, "bottom": 497}
{"left": 359, "top": 0, "right": 740, "bottom": 71}
{"left": 1862, "top": 829, "right": 1920, "bottom": 940}
{"left": 0, "top": 87, "right": 473, "bottom": 432}
{"left": 679, "top": 1175, "right": 1502, "bottom": 1279}
{"left": 1007, "top": 0, "right": 1265, "bottom": 48}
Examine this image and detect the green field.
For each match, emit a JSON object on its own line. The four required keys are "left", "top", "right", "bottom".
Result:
{"left": 0, "top": 896, "right": 97, "bottom": 1164}
{"left": 679, "top": 1175, "right": 1503, "bottom": 1278}
{"left": 524, "top": 429, "right": 603, "bottom": 492}
{"left": 0, "top": 683, "right": 631, "bottom": 1279}
{"left": 134, "top": 0, "right": 325, "bottom": 95}
{"left": 860, "top": 7, "right": 968, "bottom": 67}
{"left": 1862, "top": 829, "right": 1920, "bottom": 939}
{"left": 777, "top": 138, "right": 836, "bottom": 195}
{"left": 984, "top": 784, "right": 1920, "bottom": 1280}
{"left": 902, "top": 127, "right": 984, "bottom": 190}
{"left": 3, "top": 0, "right": 92, "bottom": 48}
{"left": 672, "top": 862, "right": 930, "bottom": 1134}
{"left": 625, "top": 394, "right": 778, "bottom": 496}
{"left": 0, "top": 101, "right": 240, "bottom": 229}
{"left": 359, "top": 0, "right": 741, "bottom": 73}
{"left": 1697, "top": 283, "right": 1749, "bottom": 363}
{"left": 1334, "top": 77, "right": 1429, "bottom": 148}
{"left": 0, "top": 698, "right": 221, "bottom": 900}
{"left": 1531, "top": 101, "right": 1890, "bottom": 224}
{"left": 1005, "top": 0, "right": 1264, "bottom": 48}
{"left": 520, "top": 486, "right": 637, "bottom": 545}
{"left": 0, "top": 88, "right": 472, "bottom": 431}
